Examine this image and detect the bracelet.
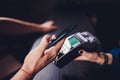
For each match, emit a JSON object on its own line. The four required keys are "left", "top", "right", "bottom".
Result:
{"left": 100, "top": 52, "right": 109, "bottom": 66}
{"left": 20, "top": 68, "right": 32, "bottom": 77}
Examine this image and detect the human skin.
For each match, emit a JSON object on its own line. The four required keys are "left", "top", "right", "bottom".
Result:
{"left": 11, "top": 35, "right": 65, "bottom": 80}
{"left": 75, "top": 50, "right": 113, "bottom": 65}
{"left": 0, "top": 17, "right": 57, "bottom": 35}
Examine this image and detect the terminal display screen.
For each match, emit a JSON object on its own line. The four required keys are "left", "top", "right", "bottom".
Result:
{"left": 68, "top": 36, "right": 79, "bottom": 47}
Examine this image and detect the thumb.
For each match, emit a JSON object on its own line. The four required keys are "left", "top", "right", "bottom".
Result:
{"left": 38, "top": 35, "right": 51, "bottom": 52}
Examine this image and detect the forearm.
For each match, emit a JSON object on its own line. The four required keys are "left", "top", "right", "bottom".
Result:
{"left": 0, "top": 17, "right": 44, "bottom": 35}
{"left": 11, "top": 69, "right": 33, "bottom": 80}
{"left": 96, "top": 53, "right": 113, "bottom": 65}
{"left": 11, "top": 63, "right": 35, "bottom": 80}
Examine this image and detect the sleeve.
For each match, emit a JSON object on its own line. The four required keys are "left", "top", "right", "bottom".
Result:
{"left": 109, "top": 48, "right": 120, "bottom": 72}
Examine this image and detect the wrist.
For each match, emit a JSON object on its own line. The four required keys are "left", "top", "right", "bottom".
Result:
{"left": 20, "top": 68, "right": 32, "bottom": 77}
{"left": 11, "top": 68, "right": 32, "bottom": 80}
{"left": 98, "top": 52, "right": 112, "bottom": 65}
{"left": 21, "top": 63, "right": 35, "bottom": 77}
{"left": 106, "top": 53, "right": 113, "bottom": 64}
{"left": 96, "top": 53, "right": 104, "bottom": 65}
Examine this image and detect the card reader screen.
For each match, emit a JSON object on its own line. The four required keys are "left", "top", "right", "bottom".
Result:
{"left": 68, "top": 36, "right": 79, "bottom": 47}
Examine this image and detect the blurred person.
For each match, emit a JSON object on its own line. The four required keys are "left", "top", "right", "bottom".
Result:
{"left": 0, "top": 17, "right": 57, "bottom": 35}
{"left": 0, "top": 17, "right": 58, "bottom": 62}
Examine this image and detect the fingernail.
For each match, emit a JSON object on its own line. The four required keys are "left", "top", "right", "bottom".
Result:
{"left": 78, "top": 50, "right": 83, "bottom": 55}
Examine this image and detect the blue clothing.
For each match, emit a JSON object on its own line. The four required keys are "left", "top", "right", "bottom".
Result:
{"left": 110, "top": 48, "right": 120, "bottom": 72}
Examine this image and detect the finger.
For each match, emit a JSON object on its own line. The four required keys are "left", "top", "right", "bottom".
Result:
{"left": 75, "top": 50, "right": 90, "bottom": 61}
{"left": 51, "top": 25, "right": 58, "bottom": 30}
{"left": 45, "top": 21, "right": 58, "bottom": 31}
{"left": 38, "top": 35, "right": 51, "bottom": 52}
{"left": 75, "top": 56, "right": 90, "bottom": 61}
{"left": 76, "top": 50, "right": 99, "bottom": 61}
{"left": 42, "top": 38, "right": 65, "bottom": 62}
{"left": 51, "top": 34, "right": 56, "bottom": 40}
{"left": 49, "top": 34, "right": 57, "bottom": 43}
{"left": 53, "top": 38, "right": 65, "bottom": 52}
{"left": 78, "top": 50, "right": 84, "bottom": 55}
{"left": 44, "top": 47, "right": 58, "bottom": 61}
{"left": 45, "top": 38, "right": 65, "bottom": 55}
{"left": 48, "top": 21, "right": 58, "bottom": 30}
{"left": 78, "top": 50, "right": 90, "bottom": 56}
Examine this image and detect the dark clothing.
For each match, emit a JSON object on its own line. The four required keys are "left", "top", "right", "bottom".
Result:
{"left": 34, "top": 61, "right": 111, "bottom": 80}
{"left": 61, "top": 61, "right": 104, "bottom": 80}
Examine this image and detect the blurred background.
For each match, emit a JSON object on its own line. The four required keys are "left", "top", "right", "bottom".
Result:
{"left": 0, "top": 0, "right": 119, "bottom": 51}
{"left": 0, "top": 0, "right": 120, "bottom": 79}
